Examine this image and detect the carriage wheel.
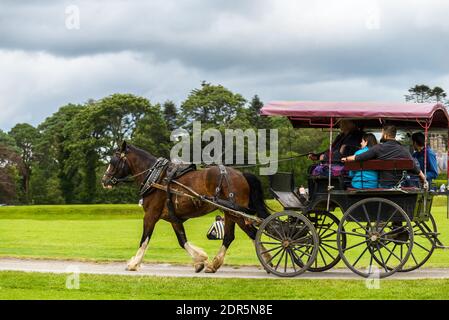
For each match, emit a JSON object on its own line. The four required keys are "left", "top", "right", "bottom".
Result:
{"left": 337, "top": 198, "right": 414, "bottom": 278}
{"left": 371, "top": 214, "right": 437, "bottom": 272}
{"left": 255, "top": 211, "right": 319, "bottom": 277}
{"left": 400, "top": 214, "right": 437, "bottom": 272}
{"left": 302, "top": 211, "right": 345, "bottom": 272}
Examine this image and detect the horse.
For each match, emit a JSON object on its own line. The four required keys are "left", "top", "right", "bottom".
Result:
{"left": 101, "top": 141, "right": 272, "bottom": 273}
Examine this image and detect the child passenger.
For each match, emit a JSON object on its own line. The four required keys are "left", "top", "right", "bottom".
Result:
{"left": 349, "top": 133, "right": 379, "bottom": 189}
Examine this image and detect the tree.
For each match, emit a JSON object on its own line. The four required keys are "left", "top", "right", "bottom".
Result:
{"left": 405, "top": 84, "right": 431, "bottom": 103}
{"left": 37, "top": 104, "right": 84, "bottom": 204}
{"left": 66, "top": 94, "right": 151, "bottom": 203}
{"left": 405, "top": 84, "right": 448, "bottom": 104}
{"left": 132, "top": 104, "right": 171, "bottom": 158}
{"left": 0, "top": 130, "right": 17, "bottom": 149}
{"left": 69, "top": 94, "right": 150, "bottom": 159}
{"left": 0, "top": 144, "right": 23, "bottom": 204}
{"left": 163, "top": 100, "right": 179, "bottom": 131}
{"left": 9, "top": 123, "right": 39, "bottom": 203}
{"left": 246, "top": 95, "right": 271, "bottom": 129}
{"left": 431, "top": 86, "right": 447, "bottom": 103}
{"left": 180, "top": 81, "right": 246, "bottom": 127}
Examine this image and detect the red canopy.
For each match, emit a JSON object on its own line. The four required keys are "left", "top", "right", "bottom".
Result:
{"left": 260, "top": 101, "right": 449, "bottom": 129}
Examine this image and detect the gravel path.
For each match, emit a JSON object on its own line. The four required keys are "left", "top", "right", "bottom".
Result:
{"left": 1, "top": 258, "right": 449, "bottom": 280}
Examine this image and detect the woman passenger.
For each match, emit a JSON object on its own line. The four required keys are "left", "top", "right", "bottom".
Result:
{"left": 349, "top": 133, "right": 378, "bottom": 189}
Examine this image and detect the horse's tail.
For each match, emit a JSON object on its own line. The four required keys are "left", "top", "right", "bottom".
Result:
{"left": 243, "top": 172, "right": 271, "bottom": 219}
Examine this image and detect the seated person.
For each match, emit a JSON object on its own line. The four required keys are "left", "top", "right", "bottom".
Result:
{"left": 348, "top": 133, "right": 378, "bottom": 188}
{"left": 411, "top": 132, "right": 438, "bottom": 186}
{"left": 308, "top": 119, "right": 363, "bottom": 163}
{"left": 342, "top": 125, "right": 427, "bottom": 189}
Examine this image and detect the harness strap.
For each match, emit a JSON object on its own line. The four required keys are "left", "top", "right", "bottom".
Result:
{"left": 165, "top": 164, "right": 187, "bottom": 224}
{"left": 214, "top": 165, "right": 235, "bottom": 203}
{"left": 140, "top": 158, "right": 170, "bottom": 197}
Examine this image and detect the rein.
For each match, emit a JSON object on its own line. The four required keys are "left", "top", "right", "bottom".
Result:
{"left": 111, "top": 168, "right": 152, "bottom": 184}
{"left": 106, "top": 152, "right": 153, "bottom": 185}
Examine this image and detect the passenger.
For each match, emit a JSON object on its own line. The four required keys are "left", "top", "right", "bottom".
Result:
{"left": 349, "top": 133, "right": 379, "bottom": 189}
{"left": 411, "top": 132, "right": 438, "bottom": 186}
{"left": 308, "top": 119, "right": 363, "bottom": 162}
{"left": 341, "top": 125, "right": 427, "bottom": 189}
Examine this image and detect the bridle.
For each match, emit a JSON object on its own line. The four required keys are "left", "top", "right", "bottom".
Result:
{"left": 104, "top": 152, "right": 151, "bottom": 186}
{"left": 103, "top": 152, "right": 128, "bottom": 185}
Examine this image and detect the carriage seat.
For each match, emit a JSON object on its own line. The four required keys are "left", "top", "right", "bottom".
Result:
{"left": 344, "top": 159, "right": 418, "bottom": 190}
{"left": 343, "top": 159, "right": 415, "bottom": 172}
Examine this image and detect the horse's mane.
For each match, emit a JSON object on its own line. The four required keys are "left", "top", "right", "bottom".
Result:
{"left": 127, "top": 144, "right": 157, "bottom": 166}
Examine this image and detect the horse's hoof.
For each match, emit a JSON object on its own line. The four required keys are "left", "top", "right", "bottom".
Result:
{"left": 127, "top": 264, "right": 140, "bottom": 271}
{"left": 205, "top": 266, "right": 217, "bottom": 273}
{"left": 127, "top": 257, "right": 140, "bottom": 271}
{"left": 194, "top": 262, "right": 206, "bottom": 273}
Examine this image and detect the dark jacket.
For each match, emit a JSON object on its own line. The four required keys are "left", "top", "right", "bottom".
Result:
{"left": 354, "top": 140, "right": 421, "bottom": 187}
{"left": 321, "top": 130, "right": 363, "bottom": 162}
{"left": 413, "top": 147, "right": 438, "bottom": 183}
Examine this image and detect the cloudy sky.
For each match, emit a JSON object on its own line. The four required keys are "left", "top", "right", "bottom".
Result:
{"left": 1, "top": 0, "right": 449, "bottom": 131}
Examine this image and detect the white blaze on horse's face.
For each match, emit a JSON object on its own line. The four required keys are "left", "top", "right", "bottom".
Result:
{"left": 102, "top": 164, "right": 114, "bottom": 189}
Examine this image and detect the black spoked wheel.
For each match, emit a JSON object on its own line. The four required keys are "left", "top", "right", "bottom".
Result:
{"left": 304, "top": 211, "right": 345, "bottom": 272}
{"left": 255, "top": 211, "right": 319, "bottom": 277}
{"left": 337, "top": 198, "right": 414, "bottom": 278}
{"left": 372, "top": 214, "right": 437, "bottom": 272}
{"left": 400, "top": 214, "right": 437, "bottom": 272}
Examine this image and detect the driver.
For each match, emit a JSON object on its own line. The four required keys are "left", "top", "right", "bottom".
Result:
{"left": 308, "top": 119, "right": 363, "bottom": 163}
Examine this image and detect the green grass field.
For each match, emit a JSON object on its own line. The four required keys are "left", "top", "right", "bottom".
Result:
{"left": 0, "top": 203, "right": 265, "bottom": 265}
{"left": 1, "top": 200, "right": 449, "bottom": 300}
{"left": 2, "top": 271, "right": 449, "bottom": 300}
{"left": 1, "top": 200, "right": 449, "bottom": 267}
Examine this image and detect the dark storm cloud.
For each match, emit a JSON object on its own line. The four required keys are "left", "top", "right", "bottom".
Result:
{"left": 1, "top": 0, "right": 449, "bottom": 130}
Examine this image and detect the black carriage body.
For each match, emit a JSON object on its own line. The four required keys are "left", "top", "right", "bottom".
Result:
{"left": 307, "top": 177, "right": 432, "bottom": 222}
{"left": 306, "top": 159, "right": 433, "bottom": 222}
{"left": 270, "top": 171, "right": 433, "bottom": 223}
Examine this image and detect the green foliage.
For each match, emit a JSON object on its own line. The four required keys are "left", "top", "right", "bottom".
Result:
{"left": 1, "top": 81, "right": 354, "bottom": 205}
{"left": 29, "top": 166, "right": 64, "bottom": 204}
{"left": 8, "top": 123, "right": 39, "bottom": 203}
{"left": 0, "top": 143, "right": 23, "bottom": 204}
{"left": 132, "top": 103, "right": 171, "bottom": 158}
{"left": 406, "top": 84, "right": 448, "bottom": 104}
{"left": 8, "top": 123, "right": 38, "bottom": 167}
{"left": 0, "top": 129, "right": 17, "bottom": 149}
{"left": 180, "top": 81, "right": 246, "bottom": 127}
{"left": 245, "top": 95, "right": 271, "bottom": 129}
{"left": 36, "top": 104, "right": 84, "bottom": 204}
{"left": 62, "top": 94, "right": 153, "bottom": 203}
{"left": 162, "top": 100, "right": 179, "bottom": 131}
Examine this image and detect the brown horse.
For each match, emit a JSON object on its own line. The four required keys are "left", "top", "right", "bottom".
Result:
{"left": 102, "top": 141, "right": 272, "bottom": 273}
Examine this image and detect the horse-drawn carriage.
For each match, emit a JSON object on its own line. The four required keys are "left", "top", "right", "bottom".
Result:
{"left": 256, "top": 101, "right": 449, "bottom": 278}
{"left": 102, "top": 101, "right": 449, "bottom": 279}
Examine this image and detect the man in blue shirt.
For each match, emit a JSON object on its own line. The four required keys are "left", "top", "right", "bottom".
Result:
{"left": 411, "top": 132, "right": 439, "bottom": 185}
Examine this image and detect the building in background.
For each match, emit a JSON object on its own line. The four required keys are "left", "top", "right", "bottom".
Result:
{"left": 429, "top": 133, "right": 447, "bottom": 172}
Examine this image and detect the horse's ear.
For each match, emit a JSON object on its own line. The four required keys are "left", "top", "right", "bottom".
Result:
{"left": 120, "top": 140, "right": 127, "bottom": 153}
